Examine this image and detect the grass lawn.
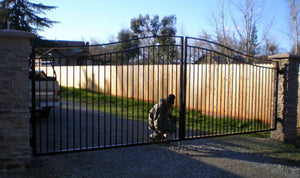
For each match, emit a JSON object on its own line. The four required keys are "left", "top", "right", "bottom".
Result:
{"left": 61, "top": 87, "right": 271, "bottom": 137}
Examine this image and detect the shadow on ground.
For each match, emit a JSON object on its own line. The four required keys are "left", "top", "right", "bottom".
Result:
{"left": 2, "top": 136, "right": 300, "bottom": 177}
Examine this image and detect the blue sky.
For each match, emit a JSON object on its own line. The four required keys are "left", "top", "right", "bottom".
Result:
{"left": 36, "top": 0, "right": 290, "bottom": 52}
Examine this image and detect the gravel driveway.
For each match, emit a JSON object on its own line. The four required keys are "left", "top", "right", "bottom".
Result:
{"left": 18, "top": 99, "right": 300, "bottom": 177}
{"left": 1, "top": 135, "right": 300, "bottom": 177}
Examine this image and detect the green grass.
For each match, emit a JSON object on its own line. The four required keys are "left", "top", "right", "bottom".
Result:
{"left": 61, "top": 87, "right": 155, "bottom": 120}
{"left": 246, "top": 131, "right": 271, "bottom": 138}
{"left": 61, "top": 87, "right": 270, "bottom": 136}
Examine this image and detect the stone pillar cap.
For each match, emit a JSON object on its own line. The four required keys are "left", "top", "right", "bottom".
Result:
{"left": 268, "top": 53, "right": 300, "bottom": 60}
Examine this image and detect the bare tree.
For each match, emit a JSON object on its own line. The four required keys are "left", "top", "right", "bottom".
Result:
{"left": 202, "top": 0, "right": 237, "bottom": 55}
{"left": 211, "top": 0, "right": 228, "bottom": 45}
{"left": 267, "top": 40, "right": 279, "bottom": 55}
{"left": 230, "top": 0, "right": 267, "bottom": 55}
{"left": 287, "top": 0, "right": 300, "bottom": 55}
{"left": 261, "top": 39, "right": 280, "bottom": 55}
{"left": 203, "top": 0, "right": 273, "bottom": 56}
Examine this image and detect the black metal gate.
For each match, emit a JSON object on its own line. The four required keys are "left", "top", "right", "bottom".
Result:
{"left": 30, "top": 36, "right": 278, "bottom": 155}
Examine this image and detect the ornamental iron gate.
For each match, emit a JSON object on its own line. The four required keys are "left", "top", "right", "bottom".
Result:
{"left": 30, "top": 36, "right": 278, "bottom": 155}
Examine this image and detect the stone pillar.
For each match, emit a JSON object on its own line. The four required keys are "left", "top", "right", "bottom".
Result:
{"left": 0, "top": 30, "right": 34, "bottom": 171}
{"left": 269, "top": 53, "right": 299, "bottom": 145}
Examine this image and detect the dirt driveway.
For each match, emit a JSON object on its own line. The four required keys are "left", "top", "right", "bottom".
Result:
{"left": 2, "top": 135, "right": 300, "bottom": 177}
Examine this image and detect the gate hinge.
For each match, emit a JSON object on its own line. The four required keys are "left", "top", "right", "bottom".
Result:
{"left": 276, "top": 117, "right": 283, "bottom": 123}
{"left": 278, "top": 70, "right": 284, "bottom": 74}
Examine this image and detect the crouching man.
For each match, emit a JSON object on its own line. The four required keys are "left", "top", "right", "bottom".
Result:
{"left": 148, "top": 94, "right": 178, "bottom": 142}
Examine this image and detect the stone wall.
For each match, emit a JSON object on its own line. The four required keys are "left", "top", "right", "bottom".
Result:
{"left": 269, "top": 53, "right": 299, "bottom": 145}
{"left": 0, "top": 30, "right": 34, "bottom": 171}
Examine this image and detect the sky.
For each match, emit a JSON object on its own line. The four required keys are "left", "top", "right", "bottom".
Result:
{"left": 35, "top": 0, "right": 290, "bottom": 52}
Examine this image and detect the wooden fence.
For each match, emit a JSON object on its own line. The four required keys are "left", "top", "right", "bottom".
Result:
{"left": 40, "top": 63, "right": 277, "bottom": 121}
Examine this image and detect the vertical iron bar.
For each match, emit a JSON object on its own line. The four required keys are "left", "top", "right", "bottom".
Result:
{"left": 45, "top": 60, "right": 49, "bottom": 153}
{"left": 269, "top": 64, "right": 274, "bottom": 129}
{"left": 187, "top": 45, "right": 191, "bottom": 138}
{"left": 142, "top": 47, "right": 145, "bottom": 143}
{"left": 30, "top": 46, "right": 37, "bottom": 155}
{"left": 246, "top": 62, "right": 249, "bottom": 131}
{"left": 86, "top": 57, "right": 89, "bottom": 148}
{"left": 274, "top": 62, "right": 279, "bottom": 130}
{"left": 200, "top": 49, "right": 205, "bottom": 137}
{"left": 115, "top": 53, "right": 118, "bottom": 145}
{"left": 51, "top": 56, "right": 55, "bottom": 152}
{"left": 252, "top": 64, "right": 257, "bottom": 132}
{"left": 233, "top": 61, "right": 237, "bottom": 133}
{"left": 260, "top": 66, "right": 265, "bottom": 131}
{"left": 257, "top": 65, "right": 261, "bottom": 131}
{"left": 208, "top": 51, "right": 212, "bottom": 136}
{"left": 223, "top": 56, "right": 228, "bottom": 136}
{"left": 238, "top": 62, "right": 242, "bottom": 133}
{"left": 249, "top": 64, "right": 253, "bottom": 131}
{"left": 244, "top": 62, "right": 248, "bottom": 131}
{"left": 66, "top": 59, "right": 69, "bottom": 151}
{"left": 270, "top": 65, "right": 274, "bottom": 129}
{"left": 234, "top": 60, "right": 238, "bottom": 134}
{"left": 38, "top": 60, "right": 42, "bottom": 153}
{"left": 109, "top": 54, "right": 112, "bottom": 146}
{"left": 157, "top": 46, "right": 160, "bottom": 101}
{"left": 263, "top": 67, "right": 268, "bottom": 130}
{"left": 257, "top": 68, "right": 266, "bottom": 130}
{"left": 204, "top": 49, "right": 208, "bottom": 136}
{"left": 73, "top": 57, "right": 76, "bottom": 150}
{"left": 79, "top": 61, "right": 82, "bottom": 149}
{"left": 179, "top": 37, "right": 186, "bottom": 140}
{"left": 215, "top": 56, "right": 219, "bottom": 135}
{"left": 227, "top": 57, "right": 231, "bottom": 135}
{"left": 246, "top": 64, "right": 250, "bottom": 131}
{"left": 137, "top": 49, "right": 140, "bottom": 143}
{"left": 264, "top": 67, "right": 269, "bottom": 129}
{"left": 132, "top": 53, "right": 135, "bottom": 144}
{"left": 196, "top": 48, "right": 199, "bottom": 136}
{"left": 92, "top": 58, "right": 95, "bottom": 147}
{"left": 173, "top": 47, "right": 177, "bottom": 138}
{"left": 218, "top": 57, "right": 223, "bottom": 135}
{"left": 121, "top": 52, "right": 124, "bottom": 145}
{"left": 126, "top": 54, "right": 129, "bottom": 144}
{"left": 98, "top": 59, "right": 101, "bottom": 147}
{"left": 148, "top": 46, "right": 152, "bottom": 141}
{"left": 59, "top": 57, "right": 62, "bottom": 151}
{"left": 152, "top": 45, "right": 155, "bottom": 109}
{"left": 169, "top": 45, "right": 172, "bottom": 139}
{"left": 192, "top": 47, "right": 196, "bottom": 137}
{"left": 266, "top": 66, "right": 270, "bottom": 129}
{"left": 241, "top": 62, "right": 245, "bottom": 132}
{"left": 253, "top": 65, "right": 258, "bottom": 131}
{"left": 104, "top": 55, "right": 107, "bottom": 147}
{"left": 212, "top": 52, "right": 216, "bottom": 135}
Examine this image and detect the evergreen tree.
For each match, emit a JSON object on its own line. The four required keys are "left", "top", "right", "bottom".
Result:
{"left": 130, "top": 14, "right": 177, "bottom": 46}
{"left": 130, "top": 14, "right": 177, "bottom": 63}
{"left": 0, "top": 0, "right": 57, "bottom": 33}
{"left": 247, "top": 24, "right": 260, "bottom": 56}
{"left": 116, "top": 29, "right": 139, "bottom": 64}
